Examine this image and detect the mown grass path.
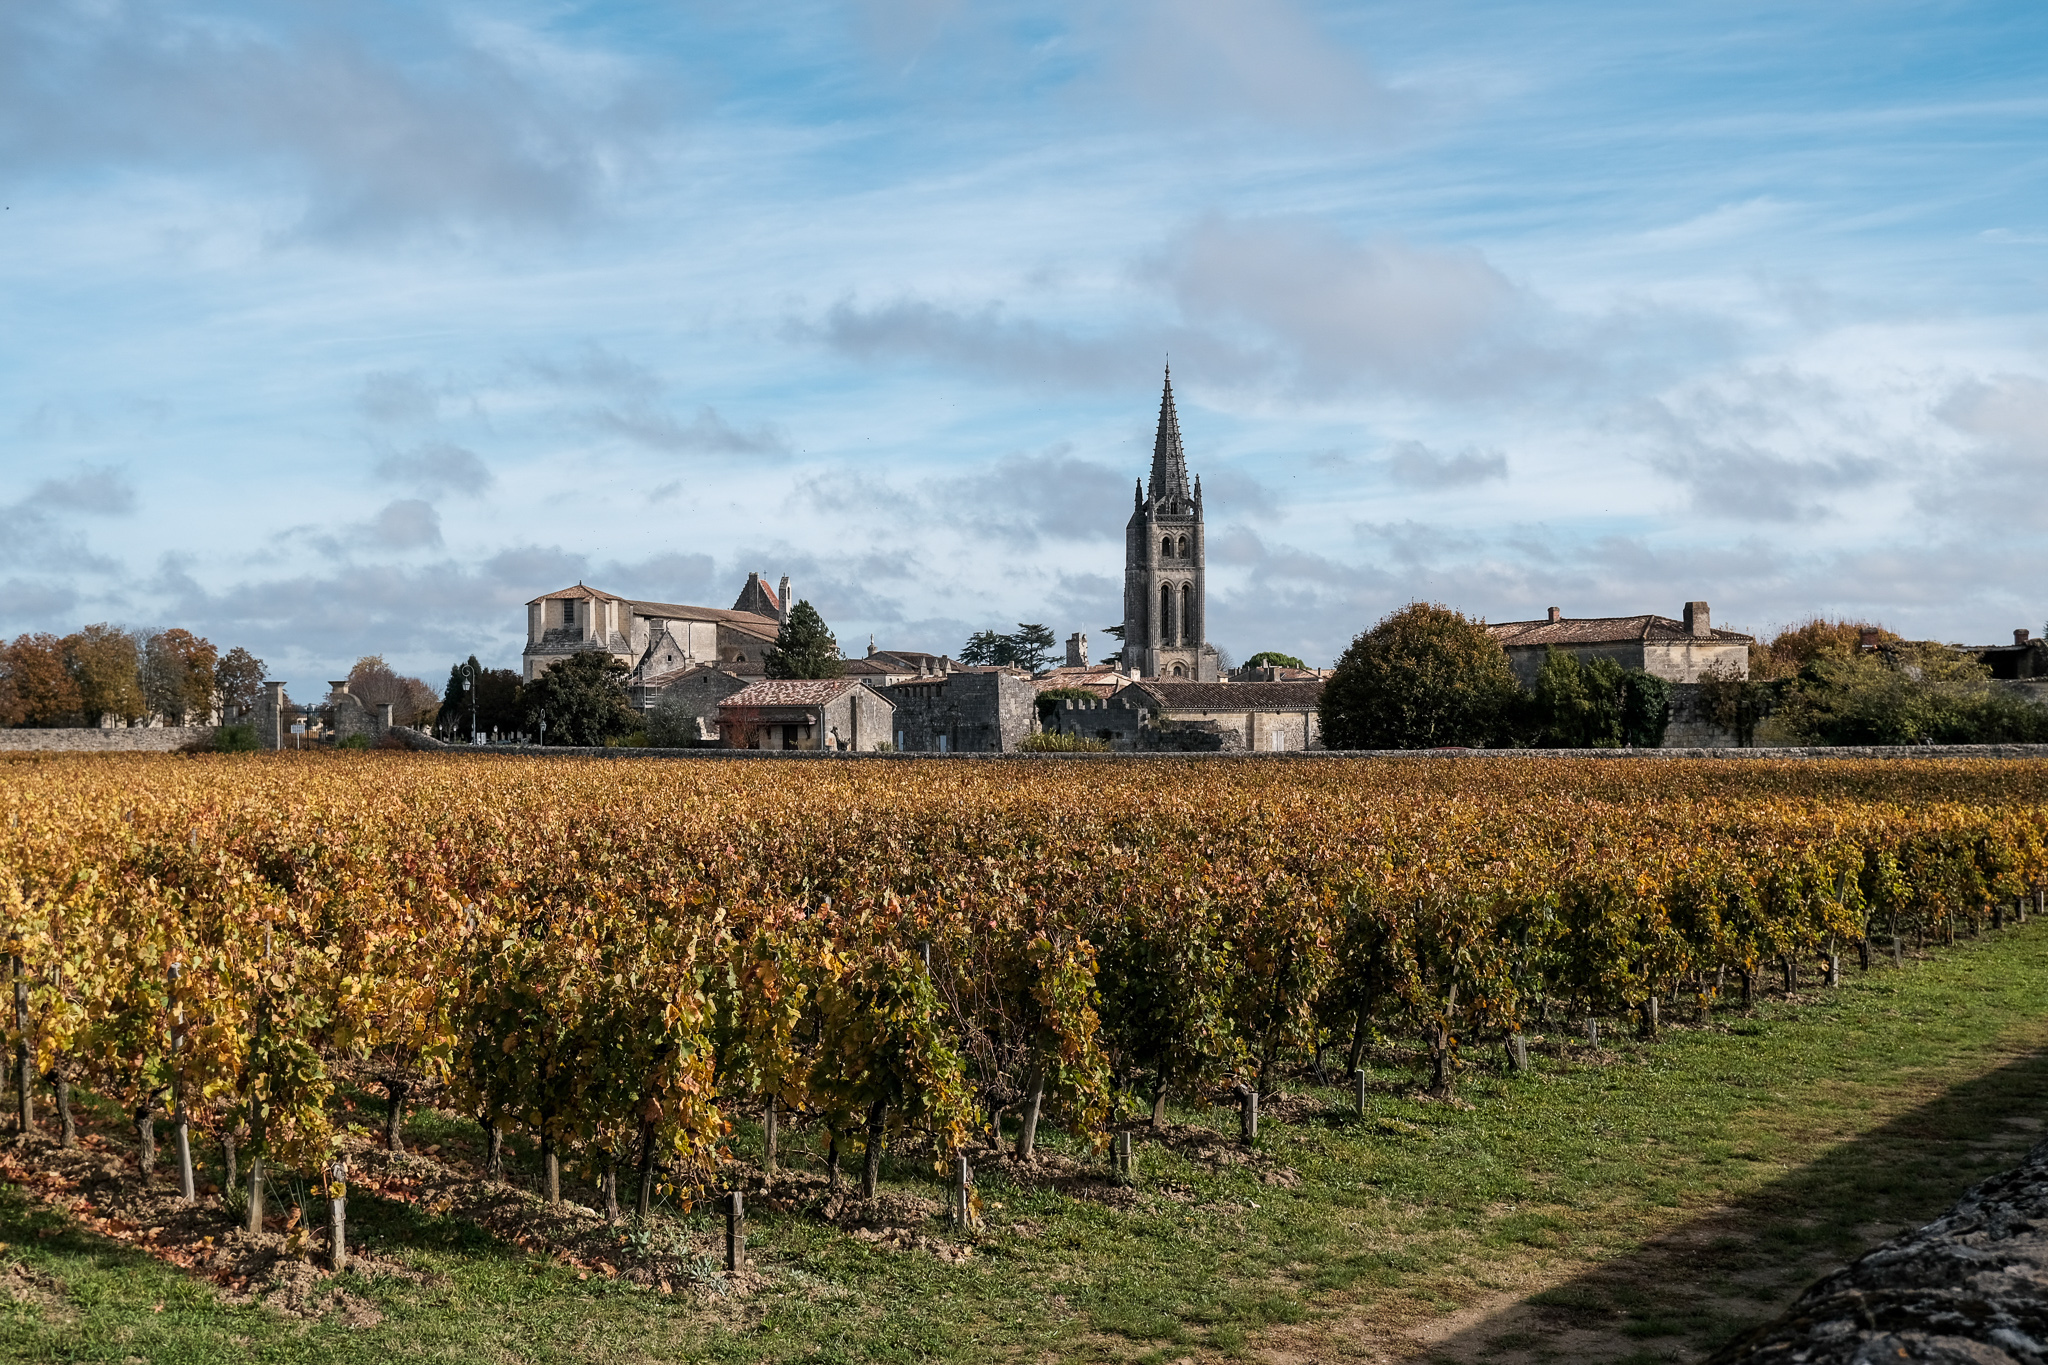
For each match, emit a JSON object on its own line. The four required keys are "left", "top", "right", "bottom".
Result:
{"left": 5, "top": 919, "right": 2047, "bottom": 1365}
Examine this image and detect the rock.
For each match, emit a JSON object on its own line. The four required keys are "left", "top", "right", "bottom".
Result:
{"left": 1710, "top": 1140, "right": 2048, "bottom": 1364}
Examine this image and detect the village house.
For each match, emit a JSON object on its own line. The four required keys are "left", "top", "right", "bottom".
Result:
{"left": 1487, "top": 602, "right": 1752, "bottom": 685}
{"left": 885, "top": 668, "right": 1040, "bottom": 753}
{"left": 1054, "top": 679, "right": 1325, "bottom": 752}
{"left": 717, "top": 678, "right": 894, "bottom": 752}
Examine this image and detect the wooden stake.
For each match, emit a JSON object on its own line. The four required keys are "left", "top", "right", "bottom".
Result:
{"left": 169, "top": 965, "right": 194, "bottom": 1201}
{"left": 328, "top": 1158, "right": 348, "bottom": 1273}
{"left": 724, "top": 1190, "right": 745, "bottom": 1273}
{"left": 1351, "top": 1067, "right": 1367, "bottom": 1115}
{"left": 12, "top": 955, "right": 31, "bottom": 1136}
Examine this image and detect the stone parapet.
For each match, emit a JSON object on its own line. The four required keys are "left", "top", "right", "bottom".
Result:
{"left": 0, "top": 726, "right": 218, "bottom": 752}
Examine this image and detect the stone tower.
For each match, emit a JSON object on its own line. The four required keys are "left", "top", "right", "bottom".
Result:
{"left": 1123, "top": 368, "right": 1220, "bottom": 681}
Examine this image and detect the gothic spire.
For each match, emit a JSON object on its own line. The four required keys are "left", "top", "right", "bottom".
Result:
{"left": 1147, "top": 365, "right": 1191, "bottom": 502}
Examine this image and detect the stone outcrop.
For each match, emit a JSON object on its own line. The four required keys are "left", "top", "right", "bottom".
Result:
{"left": 1710, "top": 1140, "right": 2048, "bottom": 1364}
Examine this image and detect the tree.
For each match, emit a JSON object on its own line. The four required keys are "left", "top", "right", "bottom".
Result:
{"left": 215, "top": 646, "right": 268, "bottom": 717}
{"left": 1100, "top": 624, "right": 1125, "bottom": 668}
{"left": 1525, "top": 650, "right": 1670, "bottom": 748}
{"left": 140, "top": 628, "right": 218, "bottom": 725}
{"left": 765, "top": 601, "right": 845, "bottom": 680}
{"left": 1771, "top": 646, "right": 2048, "bottom": 746}
{"left": 0, "top": 634, "right": 83, "bottom": 727}
{"left": 439, "top": 657, "right": 523, "bottom": 740}
{"left": 1242, "top": 651, "right": 1307, "bottom": 671}
{"left": 63, "top": 624, "right": 146, "bottom": 727}
{"left": 348, "top": 656, "right": 440, "bottom": 728}
{"left": 521, "top": 650, "right": 640, "bottom": 746}
{"left": 1319, "top": 603, "right": 1521, "bottom": 750}
{"left": 959, "top": 623, "right": 1057, "bottom": 674}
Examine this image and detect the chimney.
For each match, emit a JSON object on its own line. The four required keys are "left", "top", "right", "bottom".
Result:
{"left": 2018, "top": 628, "right": 2033, "bottom": 646}
{"left": 1683, "top": 601, "right": 1711, "bottom": 638}
{"left": 868, "top": 634, "right": 877, "bottom": 657}
{"left": 329, "top": 679, "right": 350, "bottom": 695}
{"left": 1546, "top": 607, "right": 1561, "bottom": 623}
{"left": 777, "top": 576, "right": 791, "bottom": 625}
{"left": 1066, "top": 632, "right": 1088, "bottom": 668}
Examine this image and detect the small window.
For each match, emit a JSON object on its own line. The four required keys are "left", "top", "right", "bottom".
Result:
{"left": 562, "top": 600, "right": 577, "bottom": 626}
{"left": 1172, "top": 663, "right": 1185, "bottom": 677}
{"left": 1177, "top": 535, "right": 1188, "bottom": 557}
{"left": 1162, "top": 536, "right": 1174, "bottom": 558}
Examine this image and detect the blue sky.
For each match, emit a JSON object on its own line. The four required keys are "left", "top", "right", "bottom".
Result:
{"left": 4, "top": 0, "right": 2047, "bottom": 689}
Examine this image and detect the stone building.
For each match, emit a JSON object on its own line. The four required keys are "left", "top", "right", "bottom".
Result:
{"left": 522, "top": 573, "right": 791, "bottom": 685}
{"left": 717, "top": 678, "right": 895, "bottom": 752}
{"left": 1972, "top": 629, "right": 2048, "bottom": 680}
{"left": 885, "top": 668, "right": 1040, "bottom": 753}
{"left": 1123, "top": 369, "right": 1222, "bottom": 681}
{"left": 323, "top": 680, "right": 393, "bottom": 743}
{"left": 1488, "top": 602, "right": 1752, "bottom": 686}
{"left": 642, "top": 663, "right": 756, "bottom": 744}
{"left": 1052, "top": 679, "right": 1324, "bottom": 751}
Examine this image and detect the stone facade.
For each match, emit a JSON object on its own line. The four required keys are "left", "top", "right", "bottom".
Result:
{"left": 1123, "top": 369, "right": 1221, "bottom": 682}
{"left": 646, "top": 664, "right": 755, "bottom": 743}
{"left": 885, "top": 669, "right": 1039, "bottom": 753}
{"left": 1489, "top": 601, "right": 1753, "bottom": 686}
{"left": 323, "top": 680, "right": 393, "bottom": 743}
{"left": 718, "top": 678, "right": 895, "bottom": 752}
{"left": 1051, "top": 680, "right": 1324, "bottom": 752}
{"left": 521, "top": 575, "right": 788, "bottom": 688}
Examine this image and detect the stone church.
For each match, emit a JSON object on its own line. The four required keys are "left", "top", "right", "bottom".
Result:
{"left": 1123, "top": 368, "right": 1222, "bottom": 681}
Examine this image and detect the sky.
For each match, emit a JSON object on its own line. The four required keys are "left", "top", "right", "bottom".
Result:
{"left": 4, "top": 0, "right": 2047, "bottom": 690}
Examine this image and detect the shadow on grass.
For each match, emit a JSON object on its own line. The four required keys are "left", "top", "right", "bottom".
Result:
{"left": 1413, "top": 1045, "right": 2048, "bottom": 1364}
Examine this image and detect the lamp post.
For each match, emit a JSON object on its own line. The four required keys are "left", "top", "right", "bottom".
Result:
{"left": 460, "top": 661, "right": 478, "bottom": 744}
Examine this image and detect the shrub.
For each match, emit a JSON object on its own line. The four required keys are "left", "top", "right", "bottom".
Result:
{"left": 1018, "top": 731, "right": 1112, "bottom": 752}
{"left": 336, "top": 733, "right": 372, "bottom": 750}
{"left": 213, "top": 725, "right": 258, "bottom": 753}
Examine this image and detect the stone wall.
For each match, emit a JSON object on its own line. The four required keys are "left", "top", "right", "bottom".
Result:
{"left": 1662, "top": 681, "right": 1743, "bottom": 748}
{"left": 1710, "top": 1140, "right": 2048, "bottom": 1364}
{"left": 885, "top": 671, "right": 1038, "bottom": 752}
{"left": 0, "top": 726, "right": 217, "bottom": 752}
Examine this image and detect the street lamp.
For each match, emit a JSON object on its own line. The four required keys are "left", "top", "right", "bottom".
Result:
{"left": 460, "top": 661, "right": 478, "bottom": 744}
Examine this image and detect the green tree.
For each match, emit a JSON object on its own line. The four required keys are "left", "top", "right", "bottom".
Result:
{"left": 1527, "top": 650, "right": 1672, "bottom": 748}
{"left": 960, "top": 623, "right": 1058, "bottom": 673}
{"left": 765, "top": 601, "right": 846, "bottom": 680}
{"left": 521, "top": 650, "right": 640, "bottom": 746}
{"left": 439, "top": 657, "right": 524, "bottom": 740}
{"left": 1319, "top": 603, "right": 1521, "bottom": 749}
{"left": 1242, "top": 651, "right": 1308, "bottom": 670}
{"left": 63, "top": 624, "right": 146, "bottom": 727}
{"left": 140, "top": 628, "right": 218, "bottom": 725}
{"left": 1773, "top": 647, "right": 2048, "bottom": 745}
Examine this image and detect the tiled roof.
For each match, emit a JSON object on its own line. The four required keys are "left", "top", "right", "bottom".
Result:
{"left": 719, "top": 678, "right": 866, "bottom": 708}
{"left": 1117, "top": 680, "right": 1324, "bottom": 710}
{"left": 1488, "top": 615, "right": 1754, "bottom": 647}
{"left": 529, "top": 584, "right": 612, "bottom": 602}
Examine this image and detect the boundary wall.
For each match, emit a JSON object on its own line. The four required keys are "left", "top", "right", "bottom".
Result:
{"left": 0, "top": 726, "right": 218, "bottom": 753}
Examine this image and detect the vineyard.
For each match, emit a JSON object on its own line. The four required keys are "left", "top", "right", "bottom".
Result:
{"left": 3, "top": 751, "right": 2047, "bottom": 1318}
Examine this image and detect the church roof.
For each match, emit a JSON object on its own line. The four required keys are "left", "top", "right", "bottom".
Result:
{"left": 1148, "top": 366, "right": 1192, "bottom": 503}
{"left": 1488, "top": 615, "right": 1753, "bottom": 647}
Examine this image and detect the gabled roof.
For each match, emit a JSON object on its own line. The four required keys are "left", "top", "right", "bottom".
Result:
{"left": 523, "top": 585, "right": 779, "bottom": 637}
{"left": 1488, "top": 615, "right": 1753, "bottom": 647}
{"left": 1116, "top": 679, "right": 1323, "bottom": 710}
{"left": 720, "top": 678, "right": 868, "bottom": 708}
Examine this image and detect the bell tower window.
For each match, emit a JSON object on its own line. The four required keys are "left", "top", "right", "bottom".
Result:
{"left": 1177, "top": 535, "right": 1188, "bottom": 558}
{"left": 1162, "top": 535, "right": 1174, "bottom": 559}
{"left": 1160, "top": 583, "right": 1174, "bottom": 645}
{"left": 562, "top": 599, "right": 577, "bottom": 627}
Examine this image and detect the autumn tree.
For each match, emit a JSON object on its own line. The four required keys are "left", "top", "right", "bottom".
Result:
{"left": 347, "top": 655, "right": 440, "bottom": 728}
{"left": 765, "top": 601, "right": 845, "bottom": 680}
{"left": 0, "top": 634, "right": 83, "bottom": 727}
{"left": 214, "top": 646, "right": 268, "bottom": 717}
{"left": 1320, "top": 603, "right": 1522, "bottom": 749}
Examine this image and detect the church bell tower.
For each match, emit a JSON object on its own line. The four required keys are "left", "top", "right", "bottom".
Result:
{"left": 1123, "top": 368, "right": 1220, "bottom": 681}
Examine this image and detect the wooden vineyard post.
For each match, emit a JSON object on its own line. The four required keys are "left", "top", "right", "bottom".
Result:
{"left": 1111, "top": 1131, "right": 1134, "bottom": 1187}
{"left": 168, "top": 965, "right": 195, "bottom": 1202}
{"left": 1585, "top": 1016, "right": 1599, "bottom": 1048}
{"left": 1351, "top": 1068, "right": 1367, "bottom": 1115}
{"left": 1507, "top": 1032, "right": 1528, "bottom": 1074}
{"left": 1826, "top": 946, "right": 1841, "bottom": 987}
{"left": 724, "top": 1190, "right": 745, "bottom": 1274}
{"left": 246, "top": 928, "right": 270, "bottom": 1236}
{"left": 1234, "top": 1082, "right": 1258, "bottom": 1146}
{"left": 763, "top": 1094, "right": 777, "bottom": 1177}
{"left": 328, "top": 1158, "right": 348, "bottom": 1273}
{"left": 955, "top": 1154, "right": 976, "bottom": 1224}
{"left": 1994, "top": 901, "right": 2006, "bottom": 930}
{"left": 1638, "top": 996, "right": 1658, "bottom": 1041}
{"left": 11, "top": 955, "right": 31, "bottom": 1136}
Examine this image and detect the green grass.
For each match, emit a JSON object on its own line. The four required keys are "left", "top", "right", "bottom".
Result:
{"left": 9, "top": 922, "right": 2048, "bottom": 1363}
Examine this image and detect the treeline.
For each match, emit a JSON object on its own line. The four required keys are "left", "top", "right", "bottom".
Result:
{"left": 0, "top": 627, "right": 266, "bottom": 729}
{"left": 1322, "top": 604, "right": 2048, "bottom": 750}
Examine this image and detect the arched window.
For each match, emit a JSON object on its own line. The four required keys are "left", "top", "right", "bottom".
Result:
{"left": 1160, "top": 583, "right": 1174, "bottom": 645}
{"left": 1181, "top": 582, "right": 1194, "bottom": 646}
{"left": 1162, "top": 535, "right": 1174, "bottom": 559}
{"left": 1172, "top": 663, "right": 1185, "bottom": 677}
{"left": 1177, "top": 535, "right": 1188, "bottom": 558}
